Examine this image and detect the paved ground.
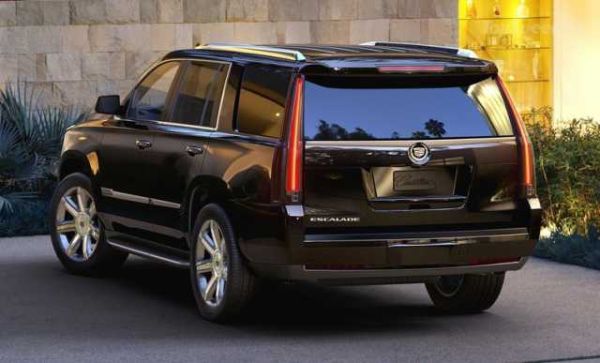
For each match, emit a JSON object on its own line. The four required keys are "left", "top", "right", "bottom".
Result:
{"left": 1, "top": 235, "right": 599, "bottom": 363}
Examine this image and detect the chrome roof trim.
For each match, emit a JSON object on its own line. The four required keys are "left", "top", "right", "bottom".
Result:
{"left": 197, "top": 43, "right": 306, "bottom": 62}
{"left": 360, "top": 41, "right": 479, "bottom": 59}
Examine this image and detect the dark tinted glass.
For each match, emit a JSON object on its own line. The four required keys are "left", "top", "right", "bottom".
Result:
{"left": 236, "top": 65, "right": 292, "bottom": 138}
{"left": 304, "top": 77, "right": 513, "bottom": 141}
{"left": 128, "top": 62, "right": 180, "bottom": 122}
{"left": 171, "top": 61, "right": 229, "bottom": 127}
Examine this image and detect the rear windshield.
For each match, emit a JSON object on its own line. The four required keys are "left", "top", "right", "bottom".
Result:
{"left": 303, "top": 76, "right": 513, "bottom": 141}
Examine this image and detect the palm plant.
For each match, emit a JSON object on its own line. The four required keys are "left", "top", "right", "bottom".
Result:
{"left": 0, "top": 83, "right": 88, "bottom": 216}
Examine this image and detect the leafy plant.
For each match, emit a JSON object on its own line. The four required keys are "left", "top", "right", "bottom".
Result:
{"left": 522, "top": 106, "right": 553, "bottom": 128}
{"left": 528, "top": 117, "right": 600, "bottom": 235}
{"left": 0, "top": 83, "right": 87, "bottom": 223}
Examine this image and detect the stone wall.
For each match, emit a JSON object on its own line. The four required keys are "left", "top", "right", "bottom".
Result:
{"left": 0, "top": 0, "right": 457, "bottom": 108}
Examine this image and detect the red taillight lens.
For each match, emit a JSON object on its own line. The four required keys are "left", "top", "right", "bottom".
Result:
{"left": 497, "top": 76, "right": 536, "bottom": 197}
{"left": 285, "top": 75, "right": 304, "bottom": 202}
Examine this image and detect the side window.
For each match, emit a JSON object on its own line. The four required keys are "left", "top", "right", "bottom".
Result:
{"left": 170, "top": 61, "right": 229, "bottom": 127}
{"left": 128, "top": 62, "right": 180, "bottom": 122}
{"left": 236, "top": 65, "right": 292, "bottom": 138}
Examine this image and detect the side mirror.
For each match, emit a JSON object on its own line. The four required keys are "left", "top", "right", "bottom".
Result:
{"left": 95, "top": 95, "right": 121, "bottom": 115}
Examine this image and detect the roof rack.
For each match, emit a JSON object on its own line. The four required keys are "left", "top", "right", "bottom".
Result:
{"left": 196, "top": 43, "right": 306, "bottom": 62}
{"left": 360, "top": 41, "right": 478, "bottom": 58}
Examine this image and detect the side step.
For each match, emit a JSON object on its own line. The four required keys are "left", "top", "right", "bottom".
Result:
{"left": 107, "top": 239, "right": 190, "bottom": 269}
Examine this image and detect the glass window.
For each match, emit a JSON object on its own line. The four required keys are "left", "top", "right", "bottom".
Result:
{"left": 236, "top": 65, "right": 292, "bottom": 138}
{"left": 128, "top": 62, "right": 180, "bottom": 122}
{"left": 303, "top": 76, "right": 513, "bottom": 141}
{"left": 170, "top": 61, "right": 229, "bottom": 127}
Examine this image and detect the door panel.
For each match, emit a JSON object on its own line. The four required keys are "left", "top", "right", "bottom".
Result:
{"left": 137, "top": 124, "right": 211, "bottom": 249}
{"left": 98, "top": 119, "right": 156, "bottom": 217}
{"left": 99, "top": 61, "right": 183, "bottom": 242}
{"left": 138, "top": 60, "right": 231, "bottom": 248}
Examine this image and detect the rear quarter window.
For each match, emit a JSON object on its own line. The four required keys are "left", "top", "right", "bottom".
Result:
{"left": 303, "top": 76, "right": 513, "bottom": 141}
{"left": 236, "top": 65, "right": 292, "bottom": 138}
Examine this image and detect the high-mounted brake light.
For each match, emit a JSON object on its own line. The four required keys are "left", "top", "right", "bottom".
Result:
{"left": 497, "top": 76, "right": 536, "bottom": 198}
{"left": 378, "top": 65, "right": 445, "bottom": 73}
{"left": 285, "top": 75, "right": 304, "bottom": 202}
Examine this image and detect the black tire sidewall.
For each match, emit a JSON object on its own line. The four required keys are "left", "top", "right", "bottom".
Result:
{"left": 426, "top": 273, "right": 505, "bottom": 313}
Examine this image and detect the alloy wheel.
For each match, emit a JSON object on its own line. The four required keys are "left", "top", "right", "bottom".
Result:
{"left": 195, "top": 219, "right": 229, "bottom": 307}
{"left": 55, "top": 187, "right": 100, "bottom": 261}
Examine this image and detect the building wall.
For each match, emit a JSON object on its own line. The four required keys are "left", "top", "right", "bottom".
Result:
{"left": 553, "top": 0, "right": 600, "bottom": 122}
{"left": 0, "top": 0, "right": 458, "bottom": 108}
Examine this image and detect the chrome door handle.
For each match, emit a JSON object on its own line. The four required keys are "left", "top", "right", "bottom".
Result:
{"left": 136, "top": 139, "right": 152, "bottom": 149}
{"left": 185, "top": 145, "right": 204, "bottom": 156}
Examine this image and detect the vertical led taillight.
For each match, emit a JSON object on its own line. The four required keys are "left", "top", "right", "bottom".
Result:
{"left": 285, "top": 75, "right": 304, "bottom": 203}
{"left": 497, "top": 76, "right": 536, "bottom": 198}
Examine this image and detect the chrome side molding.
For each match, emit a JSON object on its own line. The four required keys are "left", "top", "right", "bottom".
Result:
{"left": 101, "top": 188, "right": 181, "bottom": 209}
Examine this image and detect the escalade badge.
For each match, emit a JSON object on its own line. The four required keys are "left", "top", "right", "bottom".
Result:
{"left": 408, "top": 142, "right": 431, "bottom": 166}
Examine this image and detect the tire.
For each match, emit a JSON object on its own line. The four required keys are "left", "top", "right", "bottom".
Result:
{"left": 190, "top": 203, "right": 257, "bottom": 322}
{"left": 49, "top": 172, "right": 128, "bottom": 276}
{"left": 425, "top": 273, "right": 505, "bottom": 313}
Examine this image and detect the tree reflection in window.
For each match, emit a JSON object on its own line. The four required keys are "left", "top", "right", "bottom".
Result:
{"left": 311, "top": 119, "right": 447, "bottom": 140}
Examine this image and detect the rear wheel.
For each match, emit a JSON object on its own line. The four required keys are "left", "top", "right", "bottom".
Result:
{"left": 49, "top": 173, "right": 128, "bottom": 275}
{"left": 426, "top": 273, "right": 505, "bottom": 313}
{"left": 190, "top": 204, "right": 257, "bottom": 322}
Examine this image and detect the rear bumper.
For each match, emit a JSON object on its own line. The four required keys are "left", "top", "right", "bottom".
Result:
{"left": 252, "top": 257, "right": 528, "bottom": 285}
{"left": 249, "top": 227, "right": 537, "bottom": 284}
{"left": 243, "top": 198, "right": 541, "bottom": 284}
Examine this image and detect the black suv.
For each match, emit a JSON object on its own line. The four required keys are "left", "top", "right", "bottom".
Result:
{"left": 49, "top": 42, "right": 542, "bottom": 321}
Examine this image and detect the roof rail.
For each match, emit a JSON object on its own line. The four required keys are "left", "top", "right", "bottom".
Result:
{"left": 196, "top": 43, "right": 306, "bottom": 62}
{"left": 360, "top": 41, "right": 478, "bottom": 59}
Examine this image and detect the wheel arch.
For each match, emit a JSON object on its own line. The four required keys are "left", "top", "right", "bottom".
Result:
{"left": 184, "top": 176, "right": 235, "bottom": 243}
{"left": 58, "top": 150, "right": 100, "bottom": 195}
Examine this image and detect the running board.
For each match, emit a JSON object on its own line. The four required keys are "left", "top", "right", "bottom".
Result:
{"left": 107, "top": 239, "right": 190, "bottom": 269}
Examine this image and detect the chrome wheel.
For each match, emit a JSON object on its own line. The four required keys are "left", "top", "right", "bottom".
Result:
{"left": 55, "top": 186, "right": 100, "bottom": 262}
{"left": 195, "top": 219, "right": 228, "bottom": 307}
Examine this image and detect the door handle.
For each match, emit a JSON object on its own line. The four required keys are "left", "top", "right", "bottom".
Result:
{"left": 136, "top": 139, "right": 152, "bottom": 150}
{"left": 185, "top": 145, "right": 204, "bottom": 156}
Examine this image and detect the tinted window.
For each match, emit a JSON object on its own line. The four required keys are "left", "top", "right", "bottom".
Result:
{"left": 303, "top": 77, "right": 513, "bottom": 141}
{"left": 170, "top": 61, "right": 229, "bottom": 127}
{"left": 236, "top": 65, "right": 292, "bottom": 138}
{"left": 128, "top": 62, "right": 180, "bottom": 121}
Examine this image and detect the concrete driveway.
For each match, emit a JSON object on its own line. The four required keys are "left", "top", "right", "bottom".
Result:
{"left": 1, "top": 235, "right": 599, "bottom": 363}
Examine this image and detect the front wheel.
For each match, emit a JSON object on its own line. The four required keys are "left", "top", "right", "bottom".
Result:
{"left": 49, "top": 173, "right": 128, "bottom": 276}
{"left": 190, "top": 204, "right": 257, "bottom": 322}
{"left": 425, "top": 273, "right": 505, "bottom": 313}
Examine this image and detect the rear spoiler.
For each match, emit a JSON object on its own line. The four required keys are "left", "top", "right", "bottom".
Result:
{"left": 360, "top": 41, "right": 479, "bottom": 59}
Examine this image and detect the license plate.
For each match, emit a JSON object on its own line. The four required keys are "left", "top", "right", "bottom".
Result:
{"left": 393, "top": 168, "right": 454, "bottom": 195}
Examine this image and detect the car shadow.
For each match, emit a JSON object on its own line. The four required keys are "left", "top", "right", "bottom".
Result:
{"left": 110, "top": 258, "right": 457, "bottom": 336}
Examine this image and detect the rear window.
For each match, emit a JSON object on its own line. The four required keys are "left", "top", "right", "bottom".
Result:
{"left": 303, "top": 76, "right": 513, "bottom": 141}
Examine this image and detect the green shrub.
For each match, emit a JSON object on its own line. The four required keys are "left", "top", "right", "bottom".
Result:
{"left": 0, "top": 83, "right": 87, "bottom": 236}
{"left": 528, "top": 118, "right": 600, "bottom": 235}
{"left": 527, "top": 112, "right": 600, "bottom": 270}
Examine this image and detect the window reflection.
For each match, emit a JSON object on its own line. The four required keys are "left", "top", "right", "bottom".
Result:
{"left": 129, "top": 62, "right": 180, "bottom": 122}
{"left": 304, "top": 77, "right": 512, "bottom": 141}
{"left": 237, "top": 65, "right": 292, "bottom": 138}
